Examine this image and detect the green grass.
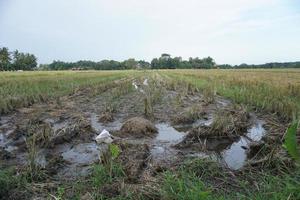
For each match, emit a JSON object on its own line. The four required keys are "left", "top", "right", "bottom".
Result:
{"left": 162, "top": 170, "right": 211, "bottom": 200}
{"left": 0, "top": 168, "right": 27, "bottom": 199}
{"left": 161, "top": 69, "right": 300, "bottom": 120}
{"left": 284, "top": 120, "right": 300, "bottom": 164}
{"left": 2, "top": 69, "right": 299, "bottom": 119}
{"left": 160, "top": 158, "right": 300, "bottom": 200}
{"left": 0, "top": 70, "right": 135, "bottom": 113}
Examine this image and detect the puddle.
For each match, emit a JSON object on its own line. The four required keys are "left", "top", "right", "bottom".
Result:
{"left": 61, "top": 143, "right": 100, "bottom": 165}
{"left": 90, "top": 113, "right": 102, "bottom": 132}
{"left": 184, "top": 119, "right": 266, "bottom": 170}
{"left": 91, "top": 113, "right": 122, "bottom": 132}
{"left": 155, "top": 123, "right": 186, "bottom": 143}
{"left": 55, "top": 142, "right": 102, "bottom": 177}
{"left": 246, "top": 120, "right": 265, "bottom": 141}
{"left": 217, "top": 99, "right": 231, "bottom": 107}
{"left": 90, "top": 113, "right": 122, "bottom": 133}
{"left": 151, "top": 123, "right": 186, "bottom": 163}
{"left": 36, "top": 149, "right": 47, "bottom": 168}
{"left": 221, "top": 138, "right": 248, "bottom": 169}
{"left": 193, "top": 116, "right": 214, "bottom": 127}
{"left": 173, "top": 115, "right": 213, "bottom": 132}
{"left": 52, "top": 121, "right": 68, "bottom": 132}
{"left": 0, "top": 133, "right": 4, "bottom": 146}
{"left": 221, "top": 120, "right": 266, "bottom": 170}
{"left": 0, "top": 129, "right": 18, "bottom": 153}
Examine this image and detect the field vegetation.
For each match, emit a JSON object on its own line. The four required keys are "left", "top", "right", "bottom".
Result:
{"left": 163, "top": 69, "right": 300, "bottom": 120}
{"left": 0, "top": 69, "right": 299, "bottom": 199}
{"left": 0, "top": 71, "right": 134, "bottom": 114}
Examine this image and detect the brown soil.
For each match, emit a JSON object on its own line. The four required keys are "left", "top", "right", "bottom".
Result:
{"left": 99, "top": 111, "right": 114, "bottom": 123}
{"left": 48, "top": 116, "right": 93, "bottom": 147}
{"left": 120, "top": 117, "right": 158, "bottom": 138}
{"left": 0, "top": 147, "right": 12, "bottom": 159}
{"left": 118, "top": 142, "right": 150, "bottom": 183}
{"left": 0, "top": 76, "right": 292, "bottom": 199}
{"left": 45, "top": 153, "right": 66, "bottom": 175}
{"left": 177, "top": 106, "right": 251, "bottom": 149}
{"left": 171, "top": 105, "right": 206, "bottom": 125}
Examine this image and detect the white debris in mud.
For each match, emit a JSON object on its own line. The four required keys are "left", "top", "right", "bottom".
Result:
{"left": 132, "top": 80, "right": 145, "bottom": 93}
{"left": 143, "top": 79, "right": 148, "bottom": 86}
{"left": 95, "top": 129, "right": 113, "bottom": 144}
{"left": 132, "top": 81, "right": 138, "bottom": 90}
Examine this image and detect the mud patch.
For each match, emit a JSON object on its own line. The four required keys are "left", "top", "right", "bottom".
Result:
{"left": 174, "top": 104, "right": 267, "bottom": 170}
{"left": 171, "top": 105, "right": 206, "bottom": 124}
{"left": 120, "top": 117, "right": 158, "bottom": 138}
{"left": 54, "top": 142, "right": 101, "bottom": 178}
{"left": 118, "top": 142, "right": 150, "bottom": 183}
{"left": 0, "top": 147, "right": 13, "bottom": 159}
{"left": 90, "top": 113, "right": 122, "bottom": 133}
{"left": 179, "top": 107, "right": 251, "bottom": 146}
{"left": 99, "top": 111, "right": 114, "bottom": 123}
{"left": 49, "top": 117, "right": 93, "bottom": 147}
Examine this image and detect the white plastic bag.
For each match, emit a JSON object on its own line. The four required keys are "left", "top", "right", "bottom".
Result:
{"left": 95, "top": 129, "right": 113, "bottom": 144}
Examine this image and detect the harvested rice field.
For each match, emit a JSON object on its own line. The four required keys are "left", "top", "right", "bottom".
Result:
{"left": 0, "top": 69, "right": 300, "bottom": 199}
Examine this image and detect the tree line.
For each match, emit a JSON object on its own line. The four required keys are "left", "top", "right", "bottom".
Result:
{"left": 1, "top": 46, "right": 300, "bottom": 71}
{"left": 150, "top": 54, "right": 215, "bottom": 69}
{"left": 222, "top": 62, "right": 300, "bottom": 69}
{"left": 0, "top": 47, "right": 37, "bottom": 71}
{"left": 40, "top": 59, "right": 151, "bottom": 70}
{"left": 40, "top": 54, "right": 216, "bottom": 70}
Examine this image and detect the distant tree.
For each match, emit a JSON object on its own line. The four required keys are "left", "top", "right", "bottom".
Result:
{"left": 0, "top": 47, "right": 11, "bottom": 71}
{"left": 12, "top": 50, "right": 37, "bottom": 70}
{"left": 151, "top": 58, "right": 159, "bottom": 69}
{"left": 122, "top": 58, "right": 138, "bottom": 69}
{"left": 201, "top": 56, "right": 216, "bottom": 69}
{"left": 188, "top": 56, "right": 215, "bottom": 69}
{"left": 137, "top": 60, "right": 151, "bottom": 69}
{"left": 218, "top": 64, "right": 232, "bottom": 69}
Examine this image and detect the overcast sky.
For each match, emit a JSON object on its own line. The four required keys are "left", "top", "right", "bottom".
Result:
{"left": 0, "top": 0, "right": 299, "bottom": 64}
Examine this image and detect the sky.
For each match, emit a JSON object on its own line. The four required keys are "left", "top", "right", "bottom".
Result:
{"left": 0, "top": 0, "right": 300, "bottom": 65}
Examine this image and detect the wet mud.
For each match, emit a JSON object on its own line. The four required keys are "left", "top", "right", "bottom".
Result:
{"left": 0, "top": 76, "right": 287, "bottom": 188}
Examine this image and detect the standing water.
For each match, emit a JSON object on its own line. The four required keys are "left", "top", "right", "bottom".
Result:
{"left": 151, "top": 123, "right": 186, "bottom": 163}
{"left": 221, "top": 120, "right": 266, "bottom": 169}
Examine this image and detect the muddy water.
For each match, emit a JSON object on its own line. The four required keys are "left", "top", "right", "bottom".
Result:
{"left": 110, "top": 116, "right": 266, "bottom": 170}
{"left": 151, "top": 123, "right": 186, "bottom": 164}
{"left": 155, "top": 123, "right": 186, "bottom": 142}
{"left": 0, "top": 117, "right": 18, "bottom": 153}
{"left": 221, "top": 120, "right": 266, "bottom": 169}
{"left": 55, "top": 142, "right": 101, "bottom": 177}
{"left": 0, "top": 79, "right": 267, "bottom": 179}
{"left": 0, "top": 133, "right": 5, "bottom": 148}
{"left": 173, "top": 115, "right": 213, "bottom": 132}
{"left": 29, "top": 142, "right": 103, "bottom": 178}
{"left": 59, "top": 143, "right": 99, "bottom": 165}
{"left": 183, "top": 119, "right": 266, "bottom": 170}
